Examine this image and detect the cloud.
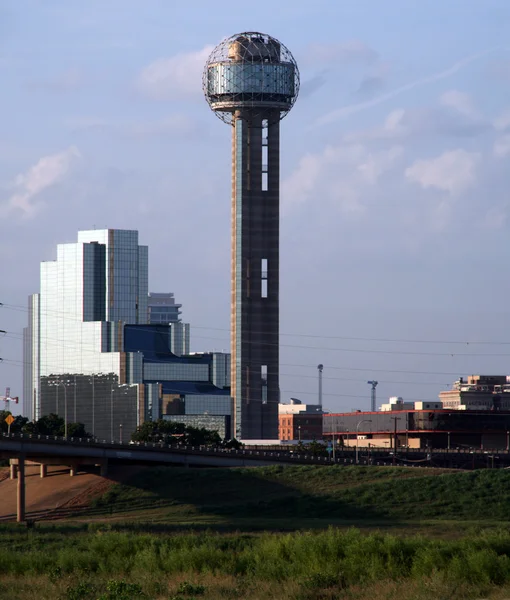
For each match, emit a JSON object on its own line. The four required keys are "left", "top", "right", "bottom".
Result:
{"left": 355, "top": 74, "right": 385, "bottom": 97}
{"left": 300, "top": 72, "right": 328, "bottom": 99}
{"left": 357, "top": 146, "right": 403, "bottom": 184}
{"left": 483, "top": 206, "right": 508, "bottom": 230}
{"left": 405, "top": 149, "right": 481, "bottom": 195}
{"left": 345, "top": 103, "right": 489, "bottom": 144}
{"left": 440, "top": 90, "right": 478, "bottom": 118}
{"left": 354, "top": 62, "right": 390, "bottom": 98}
{"left": 494, "top": 135, "right": 510, "bottom": 157}
{"left": 315, "top": 48, "right": 499, "bottom": 126}
{"left": 2, "top": 147, "right": 80, "bottom": 217}
{"left": 137, "top": 45, "right": 214, "bottom": 100}
{"left": 494, "top": 108, "right": 510, "bottom": 132}
{"left": 282, "top": 144, "right": 402, "bottom": 214}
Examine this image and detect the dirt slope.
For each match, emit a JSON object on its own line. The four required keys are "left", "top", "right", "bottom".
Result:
{"left": 0, "top": 465, "right": 137, "bottom": 522}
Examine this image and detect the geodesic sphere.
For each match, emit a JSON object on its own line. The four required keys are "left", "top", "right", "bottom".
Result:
{"left": 203, "top": 32, "right": 300, "bottom": 125}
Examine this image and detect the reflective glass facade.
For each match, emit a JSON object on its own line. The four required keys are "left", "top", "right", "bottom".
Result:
{"left": 24, "top": 229, "right": 148, "bottom": 438}
{"left": 207, "top": 63, "right": 295, "bottom": 97}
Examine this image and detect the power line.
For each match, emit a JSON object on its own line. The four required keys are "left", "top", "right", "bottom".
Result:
{"left": 2, "top": 302, "right": 510, "bottom": 357}
{"left": 3, "top": 300, "right": 510, "bottom": 347}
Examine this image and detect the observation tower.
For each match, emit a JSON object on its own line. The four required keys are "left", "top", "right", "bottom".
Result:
{"left": 203, "top": 32, "right": 299, "bottom": 439}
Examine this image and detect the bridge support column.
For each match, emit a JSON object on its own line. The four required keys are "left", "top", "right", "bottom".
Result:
{"left": 69, "top": 463, "right": 78, "bottom": 477}
{"left": 100, "top": 460, "right": 108, "bottom": 477}
{"left": 40, "top": 464, "right": 47, "bottom": 478}
{"left": 17, "top": 455, "right": 25, "bottom": 523}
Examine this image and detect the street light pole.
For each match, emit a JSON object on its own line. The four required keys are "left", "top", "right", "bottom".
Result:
{"left": 298, "top": 425, "right": 301, "bottom": 442}
{"left": 119, "top": 423, "right": 123, "bottom": 444}
{"left": 56, "top": 381, "right": 68, "bottom": 438}
{"left": 110, "top": 387, "right": 114, "bottom": 442}
{"left": 64, "top": 384, "right": 68, "bottom": 439}
{"left": 356, "top": 419, "right": 372, "bottom": 464}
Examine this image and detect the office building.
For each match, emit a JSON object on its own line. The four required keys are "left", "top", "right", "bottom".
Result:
{"left": 23, "top": 229, "right": 232, "bottom": 441}
{"left": 203, "top": 32, "right": 299, "bottom": 439}
{"left": 148, "top": 292, "right": 182, "bottom": 324}
{"left": 439, "top": 375, "right": 510, "bottom": 410}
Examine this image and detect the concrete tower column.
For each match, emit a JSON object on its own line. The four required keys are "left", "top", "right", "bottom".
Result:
{"left": 231, "top": 109, "right": 280, "bottom": 440}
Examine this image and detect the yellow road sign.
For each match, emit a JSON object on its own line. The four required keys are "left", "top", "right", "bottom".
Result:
{"left": 5, "top": 415, "right": 14, "bottom": 426}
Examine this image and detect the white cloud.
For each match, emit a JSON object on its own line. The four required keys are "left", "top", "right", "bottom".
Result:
{"left": 137, "top": 45, "right": 214, "bottom": 100}
{"left": 357, "top": 146, "right": 403, "bottom": 184}
{"left": 483, "top": 206, "right": 508, "bottom": 230}
{"left": 494, "top": 135, "right": 510, "bottom": 157}
{"left": 345, "top": 103, "right": 488, "bottom": 145}
{"left": 440, "top": 90, "right": 478, "bottom": 118}
{"left": 494, "top": 108, "right": 510, "bottom": 132}
{"left": 405, "top": 149, "right": 480, "bottom": 195}
{"left": 2, "top": 147, "right": 80, "bottom": 217}
{"left": 282, "top": 144, "right": 402, "bottom": 214}
{"left": 315, "top": 48, "right": 498, "bottom": 126}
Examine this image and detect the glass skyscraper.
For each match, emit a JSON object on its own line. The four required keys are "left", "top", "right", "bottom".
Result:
{"left": 23, "top": 229, "right": 148, "bottom": 439}
{"left": 23, "top": 229, "right": 233, "bottom": 441}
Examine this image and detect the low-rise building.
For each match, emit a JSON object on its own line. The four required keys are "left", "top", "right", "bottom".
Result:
{"left": 439, "top": 375, "right": 510, "bottom": 410}
{"left": 278, "top": 400, "right": 324, "bottom": 441}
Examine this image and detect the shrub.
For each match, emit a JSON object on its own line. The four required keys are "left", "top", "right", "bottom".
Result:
{"left": 177, "top": 581, "right": 206, "bottom": 595}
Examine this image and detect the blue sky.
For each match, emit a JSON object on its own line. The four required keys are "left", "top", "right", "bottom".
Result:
{"left": 1, "top": 0, "right": 510, "bottom": 414}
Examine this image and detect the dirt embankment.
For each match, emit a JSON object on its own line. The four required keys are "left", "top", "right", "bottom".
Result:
{"left": 0, "top": 465, "right": 139, "bottom": 522}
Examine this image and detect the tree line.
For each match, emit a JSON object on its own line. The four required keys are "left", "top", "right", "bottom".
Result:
{"left": 0, "top": 411, "right": 241, "bottom": 447}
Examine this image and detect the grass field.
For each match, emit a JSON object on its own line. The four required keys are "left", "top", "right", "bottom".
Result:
{"left": 84, "top": 464, "right": 510, "bottom": 528}
{"left": 3, "top": 526, "right": 510, "bottom": 599}
{"left": 4, "top": 465, "right": 510, "bottom": 599}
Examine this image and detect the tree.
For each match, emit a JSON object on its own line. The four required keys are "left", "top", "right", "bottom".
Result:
{"left": 131, "top": 419, "right": 222, "bottom": 446}
{"left": 66, "top": 422, "right": 91, "bottom": 438}
{"left": 21, "top": 413, "right": 91, "bottom": 438}
{"left": 0, "top": 411, "right": 28, "bottom": 434}
{"left": 222, "top": 438, "right": 243, "bottom": 449}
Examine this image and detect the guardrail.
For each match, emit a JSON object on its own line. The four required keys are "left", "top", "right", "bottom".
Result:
{"left": 1, "top": 432, "right": 509, "bottom": 468}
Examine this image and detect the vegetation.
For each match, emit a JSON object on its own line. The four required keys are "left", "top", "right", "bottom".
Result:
{"left": 85, "top": 464, "right": 510, "bottom": 525}
{"left": 1, "top": 410, "right": 90, "bottom": 438}
{"left": 0, "top": 410, "right": 28, "bottom": 434}
{"left": 130, "top": 419, "right": 239, "bottom": 447}
{"left": 3, "top": 527, "right": 510, "bottom": 598}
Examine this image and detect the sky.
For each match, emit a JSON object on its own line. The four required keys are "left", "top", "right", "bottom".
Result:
{"left": 1, "top": 0, "right": 510, "bottom": 415}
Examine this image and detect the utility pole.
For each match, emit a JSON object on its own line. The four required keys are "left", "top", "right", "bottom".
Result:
{"left": 367, "top": 380, "right": 378, "bottom": 412}
{"left": 390, "top": 416, "right": 400, "bottom": 466}
{"left": 317, "top": 364, "right": 323, "bottom": 408}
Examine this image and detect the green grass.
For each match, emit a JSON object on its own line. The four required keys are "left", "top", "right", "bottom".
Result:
{"left": 5, "top": 466, "right": 510, "bottom": 599}
{"left": 85, "top": 465, "right": 510, "bottom": 526}
{"left": 3, "top": 527, "right": 510, "bottom": 599}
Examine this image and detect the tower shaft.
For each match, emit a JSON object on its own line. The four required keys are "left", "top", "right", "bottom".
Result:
{"left": 231, "top": 109, "right": 280, "bottom": 439}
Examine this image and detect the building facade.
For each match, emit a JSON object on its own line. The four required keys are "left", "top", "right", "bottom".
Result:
{"left": 23, "top": 229, "right": 147, "bottom": 439}
{"left": 323, "top": 409, "right": 510, "bottom": 450}
{"left": 439, "top": 375, "right": 510, "bottom": 410}
{"left": 148, "top": 292, "right": 182, "bottom": 324}
{"left": 23, "top": 229, "right": 232, "bottom": 441}
{"left": 278, "top": 400, "right": 324, "bottom": 441}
